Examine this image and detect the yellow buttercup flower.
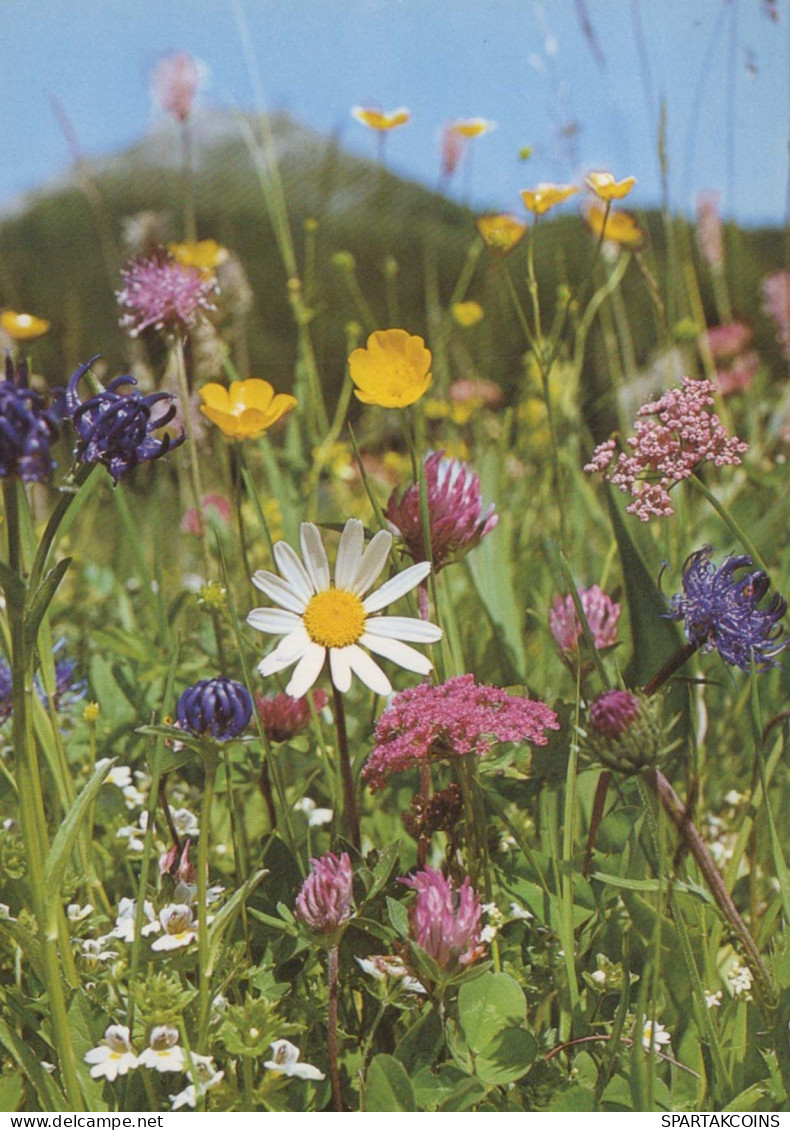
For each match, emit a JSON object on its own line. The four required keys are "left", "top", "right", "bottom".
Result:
{"left": 1, "top": 311, "right": 50, "bottom": 341}
{"left": 168, "top": 239, "right": 229, "bottom": 275}
{"left": 520, "top": 183, "right": 578, "bottom": 216}
{"left": 585, "top": 172, "right": 637, "bottom": 201}
{"left": 584, "top": 204, "right": 646, "bottom": 250}
{"left": 476, "top": 214, "right": 528, "bottom": 257}
{"left": 451, "top": 301, "right": 484, "bottom": 328}
{"left": 448, "top": 117, "right": 496, "bottom": 139}
{"left": 348, "top": 329, "right": 432, "bottom": 408}
{"left": 351, "top": 106, "right": 410, "bottom": 131}
{"left": 199, "top": 379, "right": 297, "bottom": 440}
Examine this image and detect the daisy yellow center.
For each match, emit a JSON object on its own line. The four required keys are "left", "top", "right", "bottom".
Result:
{"left": 303, "top": 589, "right": 367, "bottom": 648}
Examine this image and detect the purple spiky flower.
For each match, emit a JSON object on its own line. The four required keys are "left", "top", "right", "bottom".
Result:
{"left": 0, "top": 357, "right": 62, "bottom": 482}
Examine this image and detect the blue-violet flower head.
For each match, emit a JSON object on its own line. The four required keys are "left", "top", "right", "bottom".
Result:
{"left": 176, "top": 677, "right": 253, "bottom": 741}
{"left": 66, "top": 357, "right": 185, "bottom": 482}
{"left": 666, "top": 545, "right": 788, "bottom": 670}
{"left": 0, "top": 357, "right": 62, "bottom": 482}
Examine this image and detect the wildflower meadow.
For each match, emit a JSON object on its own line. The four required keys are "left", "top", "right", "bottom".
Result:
{"left": 3, "top": 16, "right": 790, "bottom": 1118}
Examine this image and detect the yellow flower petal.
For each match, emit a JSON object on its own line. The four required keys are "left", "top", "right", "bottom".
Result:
{"left": 351, "top": 106, "right": 410, "bottom": 131}
{"left": 451, "top": 301, "right": 484, "bottom": 328}
{"left": 520, "top": 183, "right": 579, "bottom": 215}
{"left": 199, "top": 379, "right": 297, "bottom": 440}
{"left": 448, "top": 117, "right": 496, "bottom": 139}
{"left": 168, "top": 239, "right": 229, "bottom": 273}
{"left": 584, "top": 172, "right": 637, "bottom": 201}
{"left": 476, "top": 214, "right": 528, "bottom": 257}
{"left": 1, "top": 311, "right": 50, "bottom": 341}
{"left": 584, "top": 204, "right": 646, "bottom": 249}
{"left": 348, "top": 329, "right": 432, "bottom": 408}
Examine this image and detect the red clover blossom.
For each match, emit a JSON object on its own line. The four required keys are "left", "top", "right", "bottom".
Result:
{"left": 363, "top": 674, "right": 559, "bottom": 792}
{"left": 549, "top": 585, "right": 620, "bottom": 657}
{"left": 255, "top": 689, "right": 328, "bottom": 744}
{"left": 295, "top": 852, "right": 354, "bottom": 936}
{"left": 584, "top": 377, "right": 747, "bottom": 521}
{"left": 400, "top": 866, "right": 486, "bottom": 972}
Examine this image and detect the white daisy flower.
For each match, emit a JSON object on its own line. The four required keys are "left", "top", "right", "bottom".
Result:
{"left": 640, "top": 1018, "right": 672, "bottom": 1054}
{"left": 264, "top": 1039, "right": 325, "bottom": 1081}
{"left": 247, "top": 519, "right": 442, "bottom": 698}
{"left": 137, "top": 1026, "right": 185, "bottom": 1073}
{"left": 170, "top": 1059, "right": 224, "bottom": 1109}
{"left": 84, "top": 1025, "right": 139, "bottom": 1081}
{"left": 151, "top": 904, "right": 197, "bottom": 951}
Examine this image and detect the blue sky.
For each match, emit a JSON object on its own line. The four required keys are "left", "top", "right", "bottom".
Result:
{"left": 1, "top": 0, "right": 788, "bottom": 224}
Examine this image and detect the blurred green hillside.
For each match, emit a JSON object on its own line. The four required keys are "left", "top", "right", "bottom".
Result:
{"left": 0, "top": 108, "right": 786, "bottom": 423}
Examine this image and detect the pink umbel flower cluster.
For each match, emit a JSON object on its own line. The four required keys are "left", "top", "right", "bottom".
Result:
{"left": 295, "top": 852, "right": 354, "bottom": 935}
{"left": 400, "top": 866, "right": 486, "bottom": 972}
{"left": 584, "top": 377, "right": 748, "bottom": 521}
{"left": 384, "top": 451, "right": 498, "bottom": 570}
{"left": 151, "top": 52, "right": 203, "bottom": 122}
{"left": 117, "top": 251, "right": 217, "bottom": 338}
{"left": 549, "top": 585, "right": 621, "bottom": 656}
{"left": 763, "top": 271, "right": 790, "bottom": 362}
{"left": 255, "top": 689, "right": 328, "bottom": 743}
{"left": 363, "top": 674, "right": 559, "bottom": 792}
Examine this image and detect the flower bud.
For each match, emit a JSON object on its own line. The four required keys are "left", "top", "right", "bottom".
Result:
{"left": 584, "top": 689, "right": 669, "bottom": 773}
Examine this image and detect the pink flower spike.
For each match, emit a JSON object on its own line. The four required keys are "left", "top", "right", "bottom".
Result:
{"left": 400, "top": 866, "right": 486, "bottom": 972}
{"left": 549, "top": 585, "right": 620, "bottom": 656}
{"left": 384, "top": 451, "right": 498, "bottom": 570}
{"left": 151, "top": 52, "right": 203, "bottom": 122}
{"left": 295, "top": 852, "right": 354, "bottom": 935}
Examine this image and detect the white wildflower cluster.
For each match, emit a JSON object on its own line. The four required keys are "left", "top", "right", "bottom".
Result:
{"left": 355, "top": 954, "right": 426, "bottom": 995}
{"left": 727, "top": 961, "right": 753, "bottom": 999}
{"left": 480, "top": 901, "right": 505, "bottom": 944}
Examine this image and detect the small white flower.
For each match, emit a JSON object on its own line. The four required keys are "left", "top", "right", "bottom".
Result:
{"left": 122, "top": 784, "right": 146, "bottom": 810}
{"left": 480, "top": 925, "right": 498, "bottom": 944}
{"left": 170, "top": 1059, "right": 224, "bottom": 1109}
{"left": 110, "top": 897, "right": 161, "bottom": 942}
{"left": 81, "top": 938, "right": 120, "bottom": 963}
{"left": 508, "top": 902, "right": 533, "bottom": 921}
{"left": 84, "top": 1025, "right": 138, "bottom": 1081}
{"left": 705, "top": 990, "right": 723, "bottom": 1009}
{"left": 105, "top": 766, "right": 133, "bottom": 788}
{"left": 294, "top": 797, "right": 334, "bottom": 826}
{"left": 0, "top": 904, "right": 16, "bottom": 921}
{"left": 723, "top": 790, "right": 744, "bottom": 808}
{"left": 591, "top": 969, "right": 607, "bottom": 988}
{"left": 40, "top": 1061, "right": 56, "bottom": 1074}
{"left": 137, "top": 1026, "right": 185, "bottom": 1073}
{"left": 355, "top": 954, "right": 426, "bottom": 995}
{"left": 247, "top": 519, "right": 442, "bottom": 698}
{"left": 151, "top": 904, "right": 197, "bottom": 951}
{"left": 264, "top": 1039, "right": 325, "bottom": 1081}
{"left": 727, "top": 962, "right": 753, "bottom": 999}
{"left": 67, "top": 903, "right": 94, "bottom": 922}
{"left": 171, "top": 807, "right": 199, "bottom": 837}
{"left": 640, "top": 1019, "right": 672, "bottom": 1055}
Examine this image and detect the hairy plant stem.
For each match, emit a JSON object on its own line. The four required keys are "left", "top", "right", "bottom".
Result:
{"left": 197, "top": 747, "right": 219, "bottom": 1049}
{"left": 327, "top": 945, "right": 343, "bottom": 1111}
{"left": 332, "top": 684, "right": 360, "bottom": 852}
{"left": 3, "top": 481, "right": 83, "bottom": 1108}
{"left": 644, "top": 767, "right": 774, "bottom": 1002}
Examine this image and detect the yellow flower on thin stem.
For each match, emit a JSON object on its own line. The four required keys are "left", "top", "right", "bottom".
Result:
{"left": 476, "top": 214, "right": 528, "bottom": 257}
{"left": 168, "top": 239, "right": 229, "bottom": 276}
{"left": 520, "top": 183, "right": 578, "bottom": 216}
{"left": 199, "top": 379, "right": 297, "bottom": 440}
{"left": 448, "top": 117, "right": 496, "bottom": 139}
{"left": 585, "top": 172, "right": 637, "bottom": 201}
{"left": 451, "top": 301, "right": 484, "bottom": 328}
{"left": 1, "top": 311, "right": 50, "bottom": 341}
{"left": 348, "top": 329, "right": 432, "bottom": 408}
{"left": 584, "top": 204, "right": 646, "bottom": 250}
{"left": 351, "top": 106, "right": 410, "bottom": 132}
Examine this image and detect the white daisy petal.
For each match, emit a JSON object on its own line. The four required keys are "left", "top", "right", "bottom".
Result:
{"left": 365, "top": 615, "right": 443, "bottom": 643}
{"left": 351, "top": 529, "right": 393, "bottom": 595}
{"left": 274, "top": 542, "right": 316, "bottom": 601}
{"left": 247, "top": 607, "right": 302, "bottom": 635}
{"left": 346, "top": 645, "right": 392, "bottom": 696}
{"left": 252, "top": 570, "right": 307, "bottom": 614}
{"left": 334, "top": 519, "right": 365, "bottom": 589}
{"left": 300, "top": 523, "right": 331, "bottom": 591}
{"left": 362, "top": 561, "right": 431, "bottom": 613}
{"left": 359, "top": 633, "right": 434, "bottom": 675}
{"left": 329, "top": 647, "right": 353, "bottom": 693}
{"left": 285, "top": 643, "right": 326, "bottom": 698}
{"left": 268, "top": 627, "right": 311, "bottom": 664}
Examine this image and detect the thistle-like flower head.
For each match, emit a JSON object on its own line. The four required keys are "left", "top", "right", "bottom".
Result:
{"left": 117, "top": 250, "right": 217, "bottom": 338}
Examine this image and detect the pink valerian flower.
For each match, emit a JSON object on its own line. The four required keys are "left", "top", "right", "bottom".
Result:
{"left": 695, "top": 192, "right": 724, "bottom": 268}
{"left": 151, "top": 52, "right": 203, "bottom": 121}
{"left": 400, "top": 866, "right": 486, "bottom": 972}
{"left": 363, "top": 674, "right": 560, "bottom": 792}
{"left": 255, "top": 688, "right": 329, "bottom": 743}
{"left": 295, "top": 852, "right": 354, "bottom": 935}
{"left": 762, "top": 271, "right": 790, "bottom": 362}
{"left": 584, "top": 377, "right": 748, "bottom": 521}
{"left": 384, "top": 451, "right": 498, "bottom": 570}
{"left": 117, "top": 251, "right": 217, "bottom": 338}
{"left": 180, "top": 493, "right": 232, "bottom": 537}
{"left": 549, "top": 585, "right": 621, "bottom": 656}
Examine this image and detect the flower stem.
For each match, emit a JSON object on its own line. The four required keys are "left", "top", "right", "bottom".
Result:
{"left": 327, "top": 945, "right": 343, "bottom": 1111}
{"left": 197, "top": 748, "right": 219, "bottom": 1048}
{"left": 642, "top": 640, "right": 698, "bottom": 697}
{"left": 332, "top": 685, "right": 360, "bottom": 852}
{"left": 644, "top": 767, "right": 775, "bottom": 1002}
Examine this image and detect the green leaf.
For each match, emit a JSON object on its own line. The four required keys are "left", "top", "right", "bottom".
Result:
{"left": 365, "top": 1054, "right": 416, "bottom": 1112}
{"left": 0, "top": 559, "right": 25, "bottom": 607}
{"left": 363, "top": 841, "right": 401, "bottom": 903}
{"left": 42, "top": 758, "right": 116, "bottom": 918}
{"left": 386, "top": 895, "right": 409, "bottom": 938}
{"left": 0, "top": 1073, "right": 23, "bottom": 1112}
{"left": 547, "top": 1084, "right": 597, "bottom": 1111}
{"left": 206, "top": 869, "right": 268, "bottom": 979}
{"left": 0, "top": 1011, "right": 66, "bottom": 1111}
{"left": 457, "top": 971, "right": 527, "bottom": 1052}
{"left": 0, "top": 918, "right": 44, "bottom": 982}
{"left": 472, "top": 1027, "right": 537, "bottom": 1085}
{"left": 24, "top": 557, "right": 72, "bottom": 652}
